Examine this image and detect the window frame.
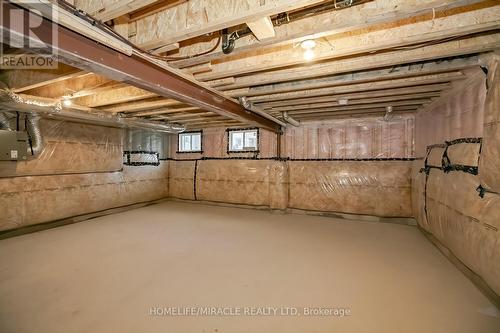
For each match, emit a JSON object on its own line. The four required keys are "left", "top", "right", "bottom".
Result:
{"left": 177, "top": 130, "right": 203, "bottom": 154}
{"left": 226, "top": 127, "right": 260, "bottom": 154}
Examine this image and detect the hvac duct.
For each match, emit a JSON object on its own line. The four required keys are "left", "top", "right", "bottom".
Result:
{"left": 0, "top": 111, "right": 13, "bottom": 130}
{"left": 25, "top": 114, "right": 44, "bottom": 157}
{"left": 0, "top": 89, "right": 186, "bottom": 134}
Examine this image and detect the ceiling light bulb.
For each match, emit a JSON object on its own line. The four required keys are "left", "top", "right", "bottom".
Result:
{"left": 301, "top": 39, "right": 316, "bottom": 50}
{"left": 63, "top": 98, "right": 72, "bottom": 106}
{"left": 303, "top": 49, "right": 315, "bottom": 61}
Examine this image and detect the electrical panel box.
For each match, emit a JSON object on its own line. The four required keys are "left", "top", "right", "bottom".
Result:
{"left": 0, "top": 130, "right": 28, "bottom": 161}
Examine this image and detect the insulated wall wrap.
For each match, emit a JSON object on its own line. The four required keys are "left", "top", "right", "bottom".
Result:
{"left": 479, "top": 56, "right": 500, "bottom": 192}
{"left": 287, "top": 161, "right": 412, "bottom": 217}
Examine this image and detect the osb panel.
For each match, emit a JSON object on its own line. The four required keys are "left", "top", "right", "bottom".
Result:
{"left": 168, "top": 160, "right": 196, "bottom": 200}
{"left": 0, "top": 163, "right": 169, "bottom": 231}
{"left": 0, "top": 119, "right": 123, "bottom": 177}
{"left": 282, "top": 116, "right": 414, "bottom": 159}
{"left": 287, "top": 161, "right": 412, "bottom": 217}
{"left": 415, "top": 70, "right": 486, "bottom": 157}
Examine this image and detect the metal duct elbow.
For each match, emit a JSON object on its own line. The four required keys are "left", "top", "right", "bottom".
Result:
{"left": 26, "top": 113, "right": 44, "bottom": 157}
{"left": 282, "top": 112, "right": 300, "bottom": 127}
{"left": 0, "top": 112, "right": 13, "bottom": 130}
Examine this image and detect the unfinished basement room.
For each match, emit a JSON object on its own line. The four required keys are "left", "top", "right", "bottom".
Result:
{"left": 1, "top": 0, "right": 500, "bottom": 332}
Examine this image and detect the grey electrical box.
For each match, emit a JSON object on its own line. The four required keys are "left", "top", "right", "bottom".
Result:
{"left": 0, "top": 130, "right": 28, "bottom": 161}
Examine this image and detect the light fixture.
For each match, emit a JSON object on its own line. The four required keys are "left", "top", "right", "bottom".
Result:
{"left": 303, "top": 49, "right": 315, "bottom": 61}
{"left": 300, "top": 39, "right": 316, "bottom": 61}
{"left": 62, "top": 98, "right": 72, "bottom": 107}
{"left": 300, "top": 39, "right": 316, "bottom": 50}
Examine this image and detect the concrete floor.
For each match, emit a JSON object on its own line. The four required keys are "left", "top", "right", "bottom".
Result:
{"left": 0, "top": 202, "right": 499, "bottom": 333}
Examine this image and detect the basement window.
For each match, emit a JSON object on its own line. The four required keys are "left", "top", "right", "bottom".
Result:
{"left": 227, "top": 128, "right": 259, "bottom": 153}
{"left": 178, "top": 131, "right": 202, "bottom": 153}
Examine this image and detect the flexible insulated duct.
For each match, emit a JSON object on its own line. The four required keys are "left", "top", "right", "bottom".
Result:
{"left": 0, "top": 112, "right": 13, "bottom": 130}
{"left": 0, "top": 89, "right": 186, "bottom": 134}
{"left": 25, "top": 114, "right": 44, "bottom": 157}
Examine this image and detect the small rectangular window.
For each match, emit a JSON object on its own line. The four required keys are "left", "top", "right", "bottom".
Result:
{"left": 178, "top": 131, "right": 202, "bottom": 153}
{"left": 228, "top": 128, "right": 259, "bottom": 152}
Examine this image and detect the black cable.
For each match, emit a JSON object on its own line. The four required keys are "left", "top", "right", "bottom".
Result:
{"left": 56, "top": 0, "right": 221, "bottom": 61}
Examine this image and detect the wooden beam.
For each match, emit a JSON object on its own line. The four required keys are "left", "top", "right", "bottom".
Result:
{"left": 274, "top": 101, "right": 428, "bottom": 115}
{"left": 208, "top": 77, "right": 236, "bottom": 88}
{"left": 257, "top": 84, "right": 450, "bottom": 108}
{"left": 23, "top": 73, "right": 120, "bottom": 99}
{"left": 18, "top": 0, "right": 133, "bottom": 55}
{"left": 247, "top": 72, "right": 464, "bottom": 103}
{"left": 200, "top": 33, "right": 500, "bottom": 88}
{"left": 0, "top": 64, "right": 83, "bottom": 92}
{"left": 72, "top": 86, "right": 157, "bottom": 107}
{"left": 246, "top": 16, "right": 275, "bottom": 40}
{"left": 182, "top": 62, "right": 212, "bottom": 75}
{"left": 267, "top": 93, "right": 443, "bottom": 111}
{"left": 130, "top": 0, "right": 327, "bottom": 47}
{"left": 217, "top": 56, "right": 480, "bottom": 91}
{"left": 152, "top": 43, "right": 180, "bottom": 54}
{"left": 292, "top": 108, "right": 418, "bottom": 120}
{"left": 171, "top": 0, "right": 484, "bottom": 69}
{"left": 129, "top": 0, "right": 188, "bottom": 22}
{"left": 76, "top": 0, "right": 159, "bottom": 22}
{"left": 130, "top": 106, "right": 201, "bottom": 117}
{"left": 195, "top": 3, "right": 500, "bottom": 81}
{"left": 102, "top": 98, "right": 184, "bottom": 113}
{"left": 270, "top": 99, "right": 432, "bottom": 115}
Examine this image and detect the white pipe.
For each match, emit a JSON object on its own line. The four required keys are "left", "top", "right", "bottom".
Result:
{"left": 282, "top": 112, "right": 300, "bottom": 127}
{"left": 239, "top": 97, "right": 286, "bottom": 128}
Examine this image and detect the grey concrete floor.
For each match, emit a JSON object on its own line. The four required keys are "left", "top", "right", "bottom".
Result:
{"left": 0, "top": 201, "right": 499, "bottom": 333}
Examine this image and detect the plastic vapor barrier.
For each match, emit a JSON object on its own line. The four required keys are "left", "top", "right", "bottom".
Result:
{"left": 287, "top": 161, "right": 412, "bottom": 217}
{"left": 196, "top": 159, "right": 287, "bottom": 209}
{"left": 0, "top": 119, "right": 169, "bottom": 232}
{"left": 0, "top": 165, "right": 169, "bottom": 232}
{"left": 167, "top": 158, "right": 413, "bottom": 217}
{"left": 479, "top": 55, "right": 500, "bottom": 193}
{"left": 0, "top": 118, "right": 123, "bottom": 177}
{"left": 419, "top": 140, "right": 500, "bottom": 296}
{"left": 168, "top": 160, "right": 196, "bottom": 200}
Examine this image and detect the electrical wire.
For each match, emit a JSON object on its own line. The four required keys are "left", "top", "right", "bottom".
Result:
{"left": 55, "top": 0, "right": 221, "bottom": 61}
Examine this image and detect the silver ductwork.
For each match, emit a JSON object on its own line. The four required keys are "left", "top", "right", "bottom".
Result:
{"left": 0, "top": 89, "right": 186, "bottom": 134}
{"left": 25, "top": 114, "right": 44, "bottom": 157}
{"left": 0, "top": 111, "right": 14, "bottom": 130}
{"left": 0, "top": 111, "right": 44, "bottom": 158}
